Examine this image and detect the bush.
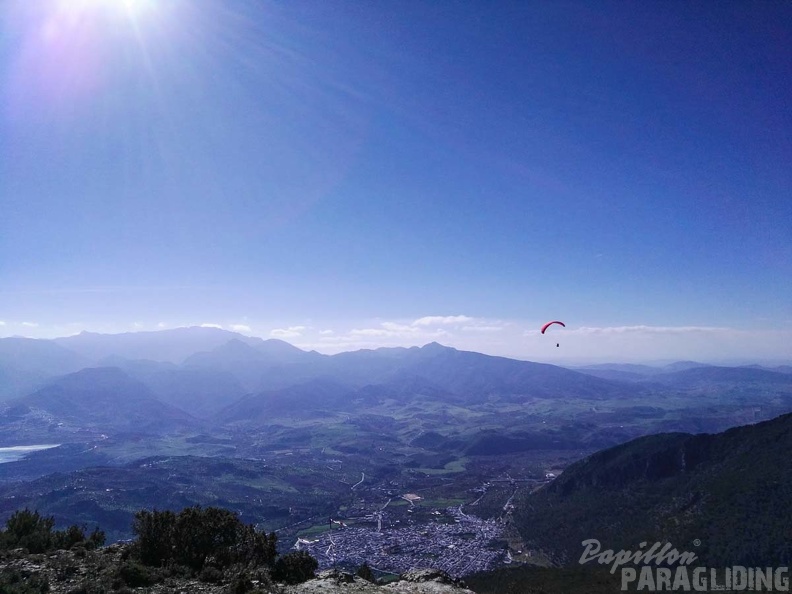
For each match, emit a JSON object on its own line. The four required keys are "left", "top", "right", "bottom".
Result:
{"left": 0, "top": 568, "right": 50, "bottom": 593}
{"left": 172, "top": 506, "right": 239, "bottom": 570}
{"left": 228, "top": 573, "right": 254, "bottom": 594}
{"left": 132, "top": 506, "right": 277, "bottom": 571}
{"left": 86, "top": 528, "right": 106, "bottom": 550}
{"left": 1, "top": 509, "right": 55, "bottom": 553}
{"left": 54, "top": 525, "right": 88, "bottom": 551}
{"left": 226, "top": 569, "right": 276, "bottom": 594}
{"left": 272, "top": 551, "right": 318, "bottom": 585}
{"left": 234, "top": 522, "right": 278, "bottom": 567}
{"left": 132, "top": 509, "right": 176, "bottom": 566}
{"left": 114, "top": 560, "right": 157, "bottom": 588}
{"left": 199, "top": 565, "right": 224, "bottom": 583}
{"left": 0, "top": 509, "right": 104, "bottom": 554}
{"left": 53, "top": 556, "right": 80, "bottom": 581}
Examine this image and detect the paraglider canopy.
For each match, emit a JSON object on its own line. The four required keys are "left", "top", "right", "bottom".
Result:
{"left": 540, "top": 320, "right": 566, "bottom": 334}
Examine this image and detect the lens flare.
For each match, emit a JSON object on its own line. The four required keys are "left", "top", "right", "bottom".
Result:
{"left": 5, "top": 0, "right": 162, "bottom": 121}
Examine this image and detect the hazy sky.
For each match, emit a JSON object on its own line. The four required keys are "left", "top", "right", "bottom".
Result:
{"left": 1, "top": 0, "right": 790, "bottom": 362}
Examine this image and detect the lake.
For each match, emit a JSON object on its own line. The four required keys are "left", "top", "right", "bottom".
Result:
{"left": 0, "top": 444, "right": 60, "bottom": 464}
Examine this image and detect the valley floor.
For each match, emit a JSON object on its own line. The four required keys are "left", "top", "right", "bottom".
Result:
{"left": 295, "top": 507, "right": 505, "bottom": 578}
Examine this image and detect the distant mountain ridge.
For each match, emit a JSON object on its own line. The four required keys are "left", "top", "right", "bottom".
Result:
{"left": 215, "top": 343, "right": 642, "bottom": 425}
{"left": 573, "top": 361, "right": 792, "bottom": 392}
{"left": 2, "top": 327, "right": 791, "bottom": 440}
{"left": 53, "top": 327, "right": 266, "bottom": 363}
{"left": 1, "top": 367, "right": 195, "bottom": 437}
{"left": 1, "top": 330, "right": 647, "bottom": 438}
{"left": 0, "top": 337, "right": 91, "bottom": 401}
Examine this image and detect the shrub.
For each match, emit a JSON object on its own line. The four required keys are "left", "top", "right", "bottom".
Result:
{"left": 114, "top": 560, "right": 157, "bottom": 588}
{"left": 272, "top": 551, "right": 318, "bottom": 585}
{"left": 226, "top": 569, "right": 276, "bottom": 594}
{"left": 234, "top": 522, "right": 278, "bottom": 567}
{"left": 1, "top": 509, "right": 55, "bottom": 553}
{"left": 132, "top": 509, "right": 176, "bottom": 566}
{"left": 199, "top": 565, "right": 224, "bottom": 583}
{"left": 1, "top": 509, "right": 107, "bottom": 554}
{"left": 0, "top": 568, "right": 50, "bottom": 593}
{"left": 87, "top": 528, "right": 106, "bottom": 550}
{"left": 172, "top": 506, "right": 239, "bottom": 570}
{"left": 53, "top": 557, "right": 80, "bottom": 581}
{"left": 132, "top": 506, "right": 277, "bottom": 571}
{"left": 54, "top": 525, "right": 87, "bottom": 550}
{"left": 228, "top": 573, "right": 254, "bottom": 594}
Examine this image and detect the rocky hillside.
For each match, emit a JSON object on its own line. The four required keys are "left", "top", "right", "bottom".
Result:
{"left": 512, "top": 411, "right": 792, "bottom": 566}
{"left": 0, "top": 547, "right": 475, "bottom": 594}
{"left": 285, "top": 569, "right": 475, "bottom": 594}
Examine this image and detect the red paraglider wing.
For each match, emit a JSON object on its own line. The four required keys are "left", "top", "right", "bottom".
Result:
{"left": 540, "top": 320, "right": 566, "bottom": 334}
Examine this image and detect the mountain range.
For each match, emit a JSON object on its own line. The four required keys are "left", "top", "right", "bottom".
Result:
{"left": 2, "top": 327, "right": 792, "bottom": 442}
{"left": 2, "top": 326, "right": 792, "bottom": 587}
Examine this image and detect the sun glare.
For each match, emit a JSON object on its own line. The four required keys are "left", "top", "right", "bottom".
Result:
{"left": 57, "top": 0, "right": 155, "bottom": 19}
{"left": 121, "top": 0, "right": 155, "bottom": 17}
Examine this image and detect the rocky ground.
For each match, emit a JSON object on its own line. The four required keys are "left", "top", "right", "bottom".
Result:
{"left": 0, "top": 546, "right": 477, "bottom": 594}
{"left": 284, "top": 569, "right": 475, "bottom": 594}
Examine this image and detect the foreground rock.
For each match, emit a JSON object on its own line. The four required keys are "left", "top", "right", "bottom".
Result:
{"left": 0, "top": 547, "right": 478, "bottom": 594}
{"left": 285, "top": 569, "right": 476, "bottom": 593}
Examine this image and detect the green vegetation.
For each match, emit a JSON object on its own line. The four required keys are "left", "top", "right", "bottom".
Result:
{"left": 0, "top": 568, "right": 50, "bottom": 594}
{"left": 512, "top": 412, "right": 792, "bottom": 568}
{"left": 114, "top": 560, "right": 158, "bottom": 587}
{"left": 0, "top": 508, "right": 105, "bottom": 553}
{"left": 296, "top": 523, "right": 334, "bottom": 538}
{"left": 132, "top": 506, "right": 277, "bottom": 571}
{"left": 272, "top": 550, "right": 319, "bottom": 584}
{"left": 126, "top": 505, "right": 319, "bottom": 587}
{"left": 0, "top": 505, "right": 321, "bottom": 593}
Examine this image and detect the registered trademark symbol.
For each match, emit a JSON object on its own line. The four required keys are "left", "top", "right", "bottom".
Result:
{"left": 693, "top": 539, "right": 701, "bottom": 547}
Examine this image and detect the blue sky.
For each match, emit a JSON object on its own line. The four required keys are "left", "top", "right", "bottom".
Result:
{"left": 1, "top": 0, "right": 790, "bottom": 362}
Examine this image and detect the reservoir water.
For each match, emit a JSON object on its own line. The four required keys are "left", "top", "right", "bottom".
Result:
{"left": 0, "top": 444, "right": 60, "bottom": 464}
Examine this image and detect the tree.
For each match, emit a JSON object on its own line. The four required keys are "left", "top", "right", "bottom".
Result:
{"left": 132, "top": 506, "right": 277, "bottom": 571}
{"left": 132, "top": 509, "right": 176, "bottom": 566}
{"left": 272, "top": 550, "right": 318, "bottom": 584}
{"left": 173, "top": 506, "right": 240, "bottom": 570}
{"left": 2, "top": 509, "right": 55, "bottom": 553}
{"left": 1, "top": 508, "right": 105, "bottom": 553}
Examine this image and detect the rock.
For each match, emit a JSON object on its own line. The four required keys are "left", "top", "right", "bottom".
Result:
{"left": 0, "top": 544, "right": 478, "bottom": 594}
{"left": 284, "top": 569, "right": 477, "bottom": 594}
{"left": 317, "top": 568, "right": 357, "bottom": 583}
{"left": 400, "top": 569, "right": 457, "bottom": 584}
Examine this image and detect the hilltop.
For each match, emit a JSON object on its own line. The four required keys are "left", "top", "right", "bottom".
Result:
{"left": 0, "top": 546, "right": 476, "bottom": 594}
